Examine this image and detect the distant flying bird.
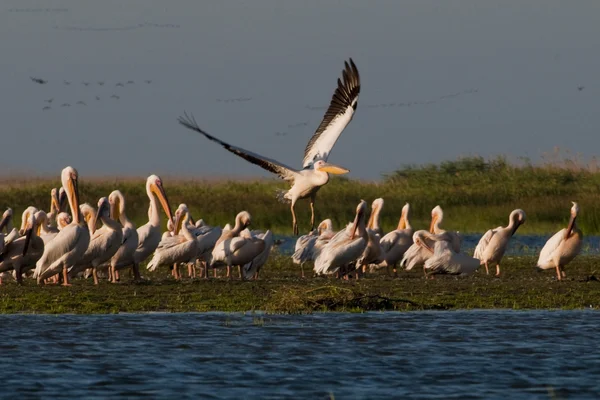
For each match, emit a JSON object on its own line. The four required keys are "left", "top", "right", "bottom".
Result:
{"left": 42, "top": 106, "right": 51, "bottom": 111}
{"left": 61, "top": 103, "right": 70, "bottom": 107}
{"left": 44, "top": 98, "right": 53, "bottom": 103}
{"left": 178, "top": 58, "right": 360, "bottom": 235}
{"left": 30, "top": 77, "right": 47, "bottom": 84}
{"left": 144, "top": 80, "right": 152, "bottom": 84}
{"left": 126, "top": 80, "right": 134, "bottom": 84}
{"left": 82, "top": 81, "right": 90, "bottom": 86}
{"left": 64, "top": 80, "right": 71, "bottom": 85}
{"left": 116, "top": 82, "right": 124, "bottom": 87}
{"left": 97, "top": 81, "right": 105, "bottom": 86}
{"left": 578, "top": 86, "right": 585, "bottom": 91}
{"left": 110, "top": 94, "right": 120, "bottom": 99}
{"left": 96, "top": 96, "right": 101, "bottom": 101}
{"left": 76, "top": 101, "right": 86, "bottom": 106}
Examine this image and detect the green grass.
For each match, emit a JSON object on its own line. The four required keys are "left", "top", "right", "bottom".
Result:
{"left": 0, "top": 254, "right": 599, "bottom": 314}
{"left": 2, "top": 155, "right": 600, "bottom": 235}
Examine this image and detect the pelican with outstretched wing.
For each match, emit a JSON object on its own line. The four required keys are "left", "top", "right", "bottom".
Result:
{"left": 178, "top": 59, "right": 361, "bottom": 235}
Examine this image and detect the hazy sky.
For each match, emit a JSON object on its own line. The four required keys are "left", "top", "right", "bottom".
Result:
{"left": 2, "top": 1, "right": 599, "bottom": 180}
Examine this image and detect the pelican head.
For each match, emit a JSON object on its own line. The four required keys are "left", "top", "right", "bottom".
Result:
{"left": 313, "top": 160, "right": 350, "bottom": 175}
{"left": 57, "top": 212, "right": 72, "bottom": 230}
{"left": 0, "top": 208, "right": 11, "bottom": 233}
{"left": 19, "top": 206, "right": 39, "bottom": 235}
{"left": 108, "top": 190, "right": 125, "bottom": 222}
{"left": 350, "top": 200, "right": 367, "bottom": 240}
{"left": 22, "top": 212, "right": 38, "bottom": 257}
{"left": 571, "top": 202, "right": 579, "bottom": 217}
{"left": 236, "top": 211, "right": 252, "bottom": 230}
{"left": 58, "top": 187, "right": 68, "bottom": 211}
{"left": 95, "top": 197, "right": 110, "bottom": 225}
{"left": 147, "top": 174, "right": 175, "bottom": 225}
{"left": 50, "top": 188, "right": 60, "bottom": 213}
{"left": 61, "top": 166, "right": 81, "bottom": 224}
{"left": 429, "top": 205, "right": 443, "bottom": 233}
{"left": 413, "top": 230, "right": 433, "bottom": 253}
{"left": 398, "top": 203, "right": 411, "bottom": 230}
{"left": 80, "top": 203, "right": 97, "bottom": 234}
{"left": 367, "top": 198, "right": 384, "bottom": 229}
{"left": 317, "top": 219, "right": 333, "bottom": 234}
{"left": 173, "top": 204, "right": 190, "bottom": 235}
{"left": 565, "top": 202, "right": 579, "bottom": 239}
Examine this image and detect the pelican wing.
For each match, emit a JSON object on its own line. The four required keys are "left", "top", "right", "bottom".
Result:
{"left": 537, "top": 229, "right": 565, "bottom": 269}
{"left": 473, "top": 229, "right": 496, "bottom": 260}
{"left": 178, "top": 113, "right": 298, "bottom": 181}
{"left": 302, "top": 59, "right": 360, "bottom": 168}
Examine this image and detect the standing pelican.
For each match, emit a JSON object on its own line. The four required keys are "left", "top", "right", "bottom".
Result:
{"left": 106, "top": 190, "right": 139, "bottom": 282}
{"left": 356, "top": 198, "right": 385, "bottom": 276}
{"left": 133, "top": 175, "right": 175, "bottom": 272}
{"left": 536, "top": 202, "right": 582, "bottom": 281}
{"left": 430, "top": 205, "right": 462, "bottom": 252}
{"left": 147, "top": 205, "right": 198, "bottom": 279}
{"left": 0, "top": 211, "right": 45, "bottom": 284}
{"left": 412, "top": 230, "right": 479, "bottom": 278}
{"left": 209, "top": 211, "right": 265, "bottom": 278}
{"left": 292, "top": 219, "right": 334, "bottom": 277}
{"left": 241, "top": 229, "right": 274, "bottom": 280}
{"left": 178, "top": 59, "right": 360, "bottom": 235}
{"left": 378, "top": 203, "right": 413, "bottom": 275}
{"left": 474, "top": 209, "right": 526, "bottom": 276}
{"left": 70, "top": 197, "right": 123, "bottom": 284}
{"left": 34, "top": 166, "right": 90, "bottom": 285}
{"left": 314, "top": 200, "right": 368, "bottom": 276}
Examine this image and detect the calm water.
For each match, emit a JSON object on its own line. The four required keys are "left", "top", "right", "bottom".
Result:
{"left": 276, "top": 234, "right": 600, "bottom": 256}
{"left": 1, "top": 311, "right": 599, "bottom": 399}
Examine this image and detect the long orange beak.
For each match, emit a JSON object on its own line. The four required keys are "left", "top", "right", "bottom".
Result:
{"left": 429, "top": 214, "right": 438, "bottom": 233}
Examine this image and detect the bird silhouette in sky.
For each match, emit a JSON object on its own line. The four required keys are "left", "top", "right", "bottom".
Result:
{"left": 30, "top": 77, "right": 47, "bottom": 84}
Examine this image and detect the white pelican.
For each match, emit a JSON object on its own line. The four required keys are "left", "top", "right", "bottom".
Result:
{"left": 0, "top": 210, "right": 45, "bottom": 283}
{"left": 413, "top": 230, "right": 480, "bottom": 278}
{"left": 209, "top": 211, "right": 265, "bottom": 278}
{"left": 106, "top": 190, "right": 139, "bottom": 282}
{"left": 1, "top": 208, "right": 18, "bottom": 245}
{"left": 536, "top": 202, "right": 582, "bottom": 281}
{"left": 178, "top": 59, "right": 360, "bottom": 235}
{"left": 34, "top": 166, "right": 90, "bottom": 285}
{"left": 292, "top": 219, "right": 334, "bottom": 277}
{"left": 356, "top": 198, "right": 385, "bottom": 276}
{"left": 147, "top": 205, "right": 198, "bottom": 279}
{"left": 474, "top": 209, "right": 526, "bottom": 276}
{"left": 133, "top": 175, "right": 175, "bottom": 272}
{"left": 378, "top": 203, "right": 413, "bottom": 275}
{"left": 314, "top": 200, "right": 368, "bottom": 276}
{"left": 241, "top": 229, "right": 274, "bottom": 280}
{"left": 70, "top": 197, "right": 123, "bottom": 284}
{"left": 35, "top": 211, "right": 72, "bottom": 244}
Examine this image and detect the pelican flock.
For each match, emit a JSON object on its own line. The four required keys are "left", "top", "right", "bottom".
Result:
{"left": 0, "top": 59, "right": 589, "bottom": 286}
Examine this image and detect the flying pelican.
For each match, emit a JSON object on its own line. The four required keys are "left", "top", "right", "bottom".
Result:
{"left": 474, "top": 209, "right": 526, "bottom": 276}
{"left": 292, "top": 219, "right": 334, "bottom": 277}
{"left": 0, "top": 211, "right": 45, "bottom": 284}
{"left": 209, "top": 211, "right": 265, "bottom": 278}
{"left": 147, "top": 205, "right": 198, "bottom": 279}
{"left": 314, "top": 200, "right": 368, "bottom": 276}
{"left": 34, "top": 166, "right": 90, "bottom": 285}
{"left": 378, "top": 203, "right": 413, "bottom": 276}
{"left": 413, "top": 230, "right": 480, "bottom": 278}
{"left": 106, "top": 190, "right": 139, "bottom": 282}
{"left": 178, "top": 59, "right": 360, "bottom": 235}
{"left": 133, "top": 175, "right": 175, "bottom": 273}
{"left": 536, "top": 202, "right": 582, "bottom": 281}
{"left": 241, "top": 229, "right": 274, "bottom": 280}
{"left": 70, "top": 198, "right": 122, "bottom": 284}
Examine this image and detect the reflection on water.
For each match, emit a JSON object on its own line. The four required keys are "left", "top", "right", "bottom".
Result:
{"left": 1, "top": 311, "right": 599, "bottom": 399}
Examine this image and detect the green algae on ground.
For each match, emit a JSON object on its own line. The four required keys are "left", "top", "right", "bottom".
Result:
{"left": 1, "top": 255, "right": 599, "bottom": 314}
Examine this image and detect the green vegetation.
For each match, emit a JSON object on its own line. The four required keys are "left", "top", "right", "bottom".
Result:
{"left": 0, "top": 254, "right": 599, "bottom": 314}
{"left": 1, "top": 154, "right": 599, "bottom": 235}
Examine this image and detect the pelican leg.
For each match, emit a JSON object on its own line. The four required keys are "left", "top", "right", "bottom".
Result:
{"left": 555, "top": 264, "right": 562, "bottom": 281}
{"left": 495, "top": 264, "right": 501, "bottom": 277}
{"left": 309, "top": 194, "right": 316, "bottom": 231}
{"left": 188, "top": 263, "right": 193, "bottom": 278}
{"left": 133, "top": 263, "right": 142, "bottom": 281}
{"left": 227, "top": 265, "right": 232, "bottom": 279}
{"left": 213, "top": 268, "right": 218, "bottom": 278}
{"left": 110, "top": 265, "right": 118, "bottom": 283}
{"left": 561, "top": 270, "right": 566, "bottom": 279}
{"left": 291, "top": 202, "right": 299, "bottom": 236}
{"left": 61, "top": 266, "right": 71, "bottom": 286}
{"left": 92, "top": 268, "right": 99, "bottom": 285}
{"left": 238, "top": 265, "right": 242, "bottom": 280}
{"left": 485, "top": 262, "right": 490, "bottom": 275}
{"left": 300, "top": 262, "right": 305, "bottom": 278}
{"left": 15, "top": 268, "right": 23, "bottom": 285}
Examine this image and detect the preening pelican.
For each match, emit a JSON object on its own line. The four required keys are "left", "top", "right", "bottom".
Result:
{"left": 0, "top": 210, "right": 44, "bottom": 283}
{"left": 241, "top": 229, "right": 274, "bottom": 280}
{"left": 314, "top": 200, "right": 368, "bottom": 276}
{"left": 147, "top": 205, "right": 198, "bottom": 279}
{"left": 357, "top": 198, "right": 385, "bottom": 275}
{"left": 70, "top": 197, "right": 123, "bottom": 284}
{"left": 378, "top": 203, "right": 413, "bottom": 275}
{"left": 209, "top": 211, "right": 265, "bottom": 278}
{"left": 178, "top": 59, "right": 360, "bottom": 235}
{"left": 536, "top": 202, "right": 582, "bottom": 281}
{"left": 1, "top": 208, "right": 18, "bottom": 245}
{"left": 413, "top": 230, "right": 480, "bottom": 277}
{"left": 106, "top": 190, "right": 139, "bottom": 282}
{"left": 430, "top": 205, "right": 462, "bottom": 252}
{"left": 133, "top": 175, "right": 175, "bottom": 270}
{"left": 292, "top": 219, "right": 334, "bottom": 277}
{"left": 474, "top": 209, "right": 526, "bottom": 276}
{"left": 34, "top": 166, "right": 90, "bottom": 285}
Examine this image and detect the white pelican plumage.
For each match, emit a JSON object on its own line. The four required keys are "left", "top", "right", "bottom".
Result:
{"left": 241, "top": 229, "right": 274, "bottom": 280}
{"left": 147, "top": 205, "right": 198, "bottom": 279}
{"left": 133, "top": 175, "right": 175, "bottom": 270}
{"left": 474, "top": 209, "right": 526, "bottom": 276}
{"left": 314, "top": 200, "right": 368, "bottom": 276}
{"left": 536, "top": 202, "right": 582, "bottom": 281}
{"left": 106, "top": 190, "right": 139, "bottom": 282}
{"left": 34, "top": 166, "right": 90, "bottom": 285}
{"left": 0, "top": 210, "right": 45, "bottom": 283}
{"left": 209, "top": 211, "right": 265, "bottom": 278}
{"left": 378, "top": 203, "right": 413, "bottom": 275}
{"left": 356, "top": 198, "right": 385, "bottom": 276}
{"left": 178, "top": 59, "right": 360, "bottom": 235}
{"left": 70, "top": 197, "right": 123, "bottom": 284}
{"left": 412, "top": 230, "right": 480, "bottom": 278}
{"left": 292, "top": 219, "right": 334, "bottom": 277}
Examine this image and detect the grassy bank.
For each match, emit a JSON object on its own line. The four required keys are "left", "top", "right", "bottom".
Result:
{"left": 0, "top": 254, "right": 599, "bottom": 314}
{"left": 1, "top": 156, "right": 600, "bottom": 235}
